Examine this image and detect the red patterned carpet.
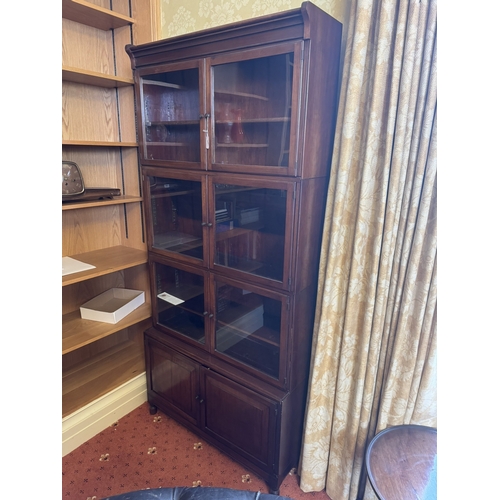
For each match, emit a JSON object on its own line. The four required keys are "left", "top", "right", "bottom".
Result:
{"left": 62, "top": 402, "right": 330, "bottom": 500}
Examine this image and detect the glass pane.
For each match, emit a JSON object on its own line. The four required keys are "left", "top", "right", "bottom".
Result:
{"left": 212, "top": 52, "right": 294, "bottom": 167}
{"left": 142, "top": 68, "right": 200, "bottom": 162}
{"left": 214, "top": 183, "right": 286, "bottom": 282}
{"left": 149, "top": 176, "right": 203, "bottom": 260}
{"left": 155, "top": 262, "right": 206, "bottom": 344}
{"left": 215, "top": 281, "right": 281, "bottom": 379}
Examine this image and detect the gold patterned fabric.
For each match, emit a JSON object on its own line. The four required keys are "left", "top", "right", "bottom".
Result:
{"left": 298, "top": 0, "right": 437, "bottom": 499}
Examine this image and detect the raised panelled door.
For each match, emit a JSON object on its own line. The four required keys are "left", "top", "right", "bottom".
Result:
{"left": 146, "top": 336, "right": 201, "bottom": 427}
{"left": 201, "top": 368, "right": 277, "bottom": 469}
{"left": 138, "top": 60, "right": 205, "bottom": 168}
{"left": 209, "top": 42, "right": 302, "bottom": 175}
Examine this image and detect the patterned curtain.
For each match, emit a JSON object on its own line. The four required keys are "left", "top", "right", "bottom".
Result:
{"left": 298, "top": 0, "right": 437, "bottom": 498}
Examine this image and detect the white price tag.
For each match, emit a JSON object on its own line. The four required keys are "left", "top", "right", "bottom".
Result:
{"left": 157, "top": 292, "right": 184, "bottom": 305}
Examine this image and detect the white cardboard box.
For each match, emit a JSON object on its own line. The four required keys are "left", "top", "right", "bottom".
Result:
{"left": 80, "top": 288, "right": 145, "bottom": 324}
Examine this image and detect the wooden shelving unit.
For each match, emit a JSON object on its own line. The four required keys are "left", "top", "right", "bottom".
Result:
{"left": 62, "top": 0, "right": 156, "bottom": 423}
{"left": 127, "top": 3, "right": 342, "bottom": 492}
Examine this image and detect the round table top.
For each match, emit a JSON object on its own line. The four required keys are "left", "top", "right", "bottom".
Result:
{"left": 366, "top": 424, "right": 437, "bottom": 500}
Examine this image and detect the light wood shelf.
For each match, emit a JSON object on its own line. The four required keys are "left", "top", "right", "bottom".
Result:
{"left": 62, "top": 0, "right": 135, "bottom": 30}
{"left": 63, "top": 66, "right": 134, "bottom": 88}
{"left": 63, "top": 303, "right": 151, "bottom": 354}
{"left": 62, "top": 0, "right": 155, "bottom": 422}
{"left": 63, "top": 246, "right": 148, "bottom": 286}
{"left": 62, "top": 340, "right": 145, "bottom": 418}
{"left": 63, "top": 140, "right": 138, "bottom": 147}
{"left": 62, "top": 195, "right": 143, "bottom": 211}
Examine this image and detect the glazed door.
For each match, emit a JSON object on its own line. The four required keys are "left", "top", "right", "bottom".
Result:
{"left": 208, "top": 42, "right": 303, "bottom": 176}
{"left": 208, "top": 175, "right": 296, "bottom": 291}
{"left": 213, "top": 276, "right": 289, "bottom": 387}
{"left": 143, "top": 167, "right": 207, "bottom": 266}
{"left": 151, "top": 258, "right": 212, "bottom": 350}
{"left": 137, "top": 60, "right": 207, "bottom": 169}
{"left": 201, "top": 368, "right": 278, "bottom": 471}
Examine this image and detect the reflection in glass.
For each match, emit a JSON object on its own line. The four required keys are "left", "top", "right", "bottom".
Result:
{"left": 149, "top": 176, "right": 203, "bottom": 260}
{"left": 214, "top": 183, "right": 286, "bottom": 282}
{"left": 142, "top": 68, "right": 200, "bottom": 162}
{"left": 155, "top": 263, "right": 205, "bottom": 344}
{"left": 213, "top": 52, "right": 294, "bottom": 167}
{"left": 215, "top": 281, "right": 281, "bottom": 379}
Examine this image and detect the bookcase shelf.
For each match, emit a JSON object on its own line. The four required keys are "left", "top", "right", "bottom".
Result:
{"left": 216, "top": 143, "right": 268, "bottom": 149}
{"left": 62, "top": 246, "right": 148, "bottom": 286}
{"left": 214, "top": 90, "right": 269, "bottom": 101}
{"left": 63, "top": 303, "right": 151, "bottom": 355}
{"left": 63, "top": 66, "right": 134, "bottom": 88}
{"left": 62, "top": 0, "right": 135, "bottom": 30}
{"left": 62, "top": 140, "right": 138, "bottom": 147}
{"left": 62, "top": 195, "right": 143, "bottom": 211}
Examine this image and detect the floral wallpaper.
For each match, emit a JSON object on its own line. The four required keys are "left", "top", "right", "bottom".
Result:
{"left": 159, "top": 0, "right": 351, "bottom": 40}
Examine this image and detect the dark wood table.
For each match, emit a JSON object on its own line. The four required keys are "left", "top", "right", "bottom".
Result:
{"left": 366, "top": 424, "right": 437, "bottom": 500}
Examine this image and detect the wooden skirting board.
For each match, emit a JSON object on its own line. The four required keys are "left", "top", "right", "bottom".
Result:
{"left": 62, "top": 372, "right": 147, "bottom": 456}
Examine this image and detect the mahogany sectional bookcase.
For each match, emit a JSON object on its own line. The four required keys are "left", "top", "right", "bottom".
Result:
{"left": 126, "top": 2, "right": 342, "bottom": 493}
{"left": 62, "top": 0, "right": 156, "bottom": 422}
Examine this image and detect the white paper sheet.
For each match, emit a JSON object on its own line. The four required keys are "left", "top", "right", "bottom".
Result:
{"left": 62, "top": 256, "right": 96, "bottom": 276}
